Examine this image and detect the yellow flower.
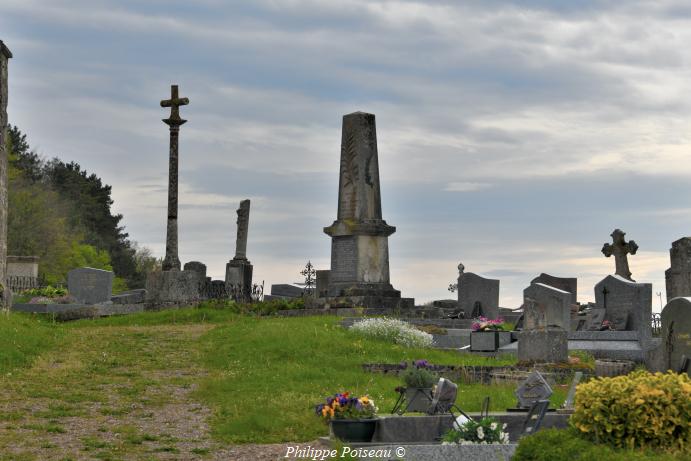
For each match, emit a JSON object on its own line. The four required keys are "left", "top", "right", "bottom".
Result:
{"left": 360, "top": 396, "right": 370, "bottom": 405}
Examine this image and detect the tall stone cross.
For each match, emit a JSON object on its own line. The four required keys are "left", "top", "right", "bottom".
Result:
{"left": 602, "top": 228, "right": 638, "bottom": 281}
{"left": 160, "top": 84, "right": 189, "bottom": 271}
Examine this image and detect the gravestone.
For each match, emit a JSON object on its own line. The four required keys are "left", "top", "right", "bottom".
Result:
{"left": 665, "top": 237, "right": 691, "bottom": 302}
{"left": 594, "top": 274, "right": 652, "bottom": 339}
{"left": 457, "top": 263, "right": 500, "bottom": 319}
{"left": 321, "top": 111, "right": 413, "bottom": 309}
{"left": 183, "top": 261, "right": 207, "bottom": 278}
{"left": 515, "top": 371, "right": 553, "bottom": 409}
{"left": 523, "top": 283, "right": 571, "bottom": 330}
{"left": 661, "top": 297, "right": 691, "bottom": 375}
{"left": 225, "top": 199, "right": 253, "bottom": 300}
{"left": 315, "top": 270, "right": 330, "bottom": 298}
{"left": 67, "top": 267, "right": 114, "bottom": 304}
{"left": 517, "top": 329, "right": 568, "bottom": 363}
{"left": 0, "top": 41, "right": 11, "bottom": 310}
{"left": 601, "top": 229, "right": 638, "bottom": 281}
{"left": 584, "top": 308, "right": 606, "bottom": 331}
{"left": 530, "top": 273, "right": 577, "bottom": 305}
{"left": 146, "top": 270, "right": 203, "bottom": 306}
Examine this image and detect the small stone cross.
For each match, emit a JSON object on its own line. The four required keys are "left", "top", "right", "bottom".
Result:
{"left": 161, "top": 84, "right": 189, "bottom": 126}
{"left": 602, "top": 229, "right": 638, "bottom": 281}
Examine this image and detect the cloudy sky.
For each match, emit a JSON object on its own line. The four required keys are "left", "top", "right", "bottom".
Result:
{"left": 4, "top": 0, "right": 691, "bottom": 309}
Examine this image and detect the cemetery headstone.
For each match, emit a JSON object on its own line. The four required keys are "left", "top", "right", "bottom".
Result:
{"left": 523, "top": 283, "right": 571, "bottom": 330}
{"left": 315, "top": 270, "right": 330, "bottom": 298}
{"left": 594, "top": 274, "right": 652, "bottom": 339}
{"left": 665, "top": 237, "right": 691, "bottom": 302}
{"left": 517, "top": 328, "right": 568, "bottom": 363}
{"left": 661, "top": 297, "right": 691, "bottom": 375}
{"left": 601, "top": 228, "right": 638, "bottom": 281}
{"left": 584, "top": 308, "right": 606, "bottom": 331}
{"left": 515, "top": 371, "right": 553, "bottom": 409}
{"left": 0, "top": 41, "right": 11, "bottom": 310}
{"left": 321, "top": 111, "right": 413, "bottom": 309}
{"left": 67, "top": 267, "right": 114, "bottom": 304}
{"left": 530, "top": 273, "right": 577, "bottom": 305}
{"left": 225, "top": 199, "right": 253, "bottom": 300}
{"left": 183, "top": 261, "right": 207, "bottom": 278}
{"left": 457, "top": 263, "right": 500, "bottom": 319}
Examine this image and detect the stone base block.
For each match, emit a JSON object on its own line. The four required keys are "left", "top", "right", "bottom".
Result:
{"left": 312, "top": 295, "right": 415, "bottom": 310}
{"left": 225, "top": 259, "right": 253, "bottom": 298}
{"left": 470, "top": 331, "right": 513, "bottom": 352}
{"left": 517, "top": 329, "right": 568, "bottom": 363}
{"left": 145, "top": 270, "right": 203, "bottom": 307}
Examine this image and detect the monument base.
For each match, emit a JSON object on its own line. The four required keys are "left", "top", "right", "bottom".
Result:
{"left": 225, "top": 259, "right": 253, "bottom": 299}
{"left": 145, "top": 270, "right": 203, "bottom": 308}
{"left": 311, "top": 295, "right": 415, "bottom": 310}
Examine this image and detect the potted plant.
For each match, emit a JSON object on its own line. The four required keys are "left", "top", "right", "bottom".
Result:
{"left": 470, "top": 317, "right": 511, "bottom": 351}
{"left": 315, "top": 392, "right": 378, "bottom": 442}
{"left": 441, "top": 416, "right": 510, "bottom": 445}
{"left": 396, "top": 360, "right": 438, "bottom": 413}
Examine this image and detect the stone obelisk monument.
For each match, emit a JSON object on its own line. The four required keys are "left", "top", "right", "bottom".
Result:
{"left": 160, "top": 85, "right": 189, "bottom": 271}
{"left": 225, "top": 200, "right": 253, "bottom": 301}
{"left": 0, "top": 41, "right": 12, "bottom": 311}
{"left": 320, "top": 112, "right": 413, "bottom": 309}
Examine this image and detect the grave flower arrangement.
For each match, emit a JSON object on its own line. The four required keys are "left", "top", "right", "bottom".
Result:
{"left": 471, "top": 317, "right": 506, "bottom": 332}
{"left": 315, "top": 392, "right": 377, "bottom": 422}
{"left": 399, "top": 359, "right": 438, "bottom": 389}
{"left": 441, "top": 417, "right": 510, "bottom": 445}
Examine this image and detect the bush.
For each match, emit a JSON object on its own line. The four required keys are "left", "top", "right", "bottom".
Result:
{"left": 196, "top": 297, "right": 305, "bottom": 316}
{"left": 350, "top": 317, "right": 434, "bottom": 348}
{"left": 513, "top": 428, "right": 689, "bottom": 461}
{"left": 570, "top": 370, "right": 690, "bottom": 452}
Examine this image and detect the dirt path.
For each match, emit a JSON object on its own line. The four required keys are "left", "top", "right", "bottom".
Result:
{"left": 0, "top": 324, "right": 295, "bottom": 460}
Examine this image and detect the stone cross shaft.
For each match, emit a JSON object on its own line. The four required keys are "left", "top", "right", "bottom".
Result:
{"left": 234, "top": 200, "right": 250, "bottom": 260}
{"left": 602, "top": 228, "right": 638, "bottom": 281}
{"left": 160, "top": 85, "right": 189, "bottom": 271}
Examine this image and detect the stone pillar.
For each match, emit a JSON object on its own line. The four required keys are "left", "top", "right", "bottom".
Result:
{"left": 321, "top": 112, "right": 413, "bottom": 309}
{"left": 665, "top": 237, "right": 691, "bottom": 302}
{"left": 225, "top": 200, "right": 253, "bottom": 300}
{"left": 0, "top": 41, "right": 12, "bottom": 310}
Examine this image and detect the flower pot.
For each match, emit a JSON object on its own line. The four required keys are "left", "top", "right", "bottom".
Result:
{"left": 404, "top": 387, "right": 433, "bottom": 412}
{"left": 330, "top": 418, "right": 377, "bottom": 442}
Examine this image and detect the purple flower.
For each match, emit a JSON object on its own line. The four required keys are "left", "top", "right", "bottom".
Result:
{"left": 414, "top": 359, "right": 429, "bottom": 368}
{"left": 399, "top": 361, "right": 408, "bottom": 369}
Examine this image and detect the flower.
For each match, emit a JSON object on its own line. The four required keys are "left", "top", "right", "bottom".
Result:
{"left": 477, "top": 426, "right": 484, "bottom": 440}
{"left": 490, "top": 422, "right": 498, "bottom": 430}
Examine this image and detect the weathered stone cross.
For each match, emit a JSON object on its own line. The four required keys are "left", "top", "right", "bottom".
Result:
{"left": 601, "top": 228, "right": 638, "bottom": 281}
{"left": 161, "top": 84, "right": 189, "bottom": 126}
{"left": 160, "top": 84, "right": 189, "bottom": 271}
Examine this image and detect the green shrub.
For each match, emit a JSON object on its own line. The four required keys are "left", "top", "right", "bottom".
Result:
{"left": 514, "top": 428, "right": 690, "bottom": 461}
{"left": 571, "top": 371, "right": 690, "bottom": 452}
{"left": 21, "top": 286, "right": 67, "bottom": 299}
{"left": 196, "top": 297, "right": 305, "bottom": 316}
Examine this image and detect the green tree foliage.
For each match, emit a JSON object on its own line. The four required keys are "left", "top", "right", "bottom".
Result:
{"left": 6, "top": 125, "right": 153, "bottom": 288}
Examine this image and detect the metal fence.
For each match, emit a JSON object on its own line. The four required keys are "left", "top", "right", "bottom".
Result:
{"left": 651, "top": 313, "right": 662, "bottom": 336}
{"left": 6, "top": 275, "right": 40, "bottom": 292}
{"left": 198, "top": 280, "right": 264, "bottom": 303}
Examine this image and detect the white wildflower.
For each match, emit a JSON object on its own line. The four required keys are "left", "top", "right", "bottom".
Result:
{"left": 490, "top": 422, "right": 498, "bottom": 430}
{"left": 477, "top": 426, "right": 484, "bottom": 440}
{"left": 350, "top": 317, "right": 433, "bottom": 348}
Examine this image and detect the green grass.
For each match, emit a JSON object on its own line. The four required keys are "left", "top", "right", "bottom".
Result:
{"left": 193, "top": 315, "right": 556, "bottom": 443}
{"left": 0, "top": 312, "right": 64, "bottom": 374}
{"left": 0, "top": 308, "right": 571, "bottom": 449}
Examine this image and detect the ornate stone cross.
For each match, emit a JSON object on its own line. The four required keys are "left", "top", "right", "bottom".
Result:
{"left": 160, "top": 84, "right": 189, "bottom": 271}
{"left": 602, "top": 229, "right": 638, "bottom": 281}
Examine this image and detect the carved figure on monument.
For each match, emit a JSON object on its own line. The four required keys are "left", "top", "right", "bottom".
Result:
{"left": 602, "top": 229, "right": 638, "bottom": 281}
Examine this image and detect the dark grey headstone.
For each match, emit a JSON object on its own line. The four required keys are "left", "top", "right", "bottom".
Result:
{"left": 316, "top": 270, "right": 330, "bottom": 298}
{"left": 457, "top": 272, "right": 500, "bottom": 319}
{"left": 515, "top": 370, "right": 553, "bottom": 409}
{"left": 523, "top": 283, "right": 572, "bottom": 331}
{"left": 270, "top": 284, "right": 304, "bottom": 298}
{"left": 530, "top": 273, "right": 577, "bottom": 305}
{"left": 585, "top": 308, "right": 606, "bottom": 331}
{"left": 594, "top": 274, "right": 652, "bottom": 339}
{"left": 517, "top": 329, "right": 568, "bottom": 363}
{"left": 67, "top": 267, "right": 114, "bottom": 304}
{"left": 183, "top": 261, "right": 207, "bottom": 278}
{"left": 145, "top": 269, "right": 203, "bottom": 305}
{"left": 661, "top": 297, "right": 691, "bottom": 374}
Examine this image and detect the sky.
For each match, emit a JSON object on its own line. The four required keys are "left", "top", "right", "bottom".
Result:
{"left": 3, "top": 0, "right": 691, "bottom": 310}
